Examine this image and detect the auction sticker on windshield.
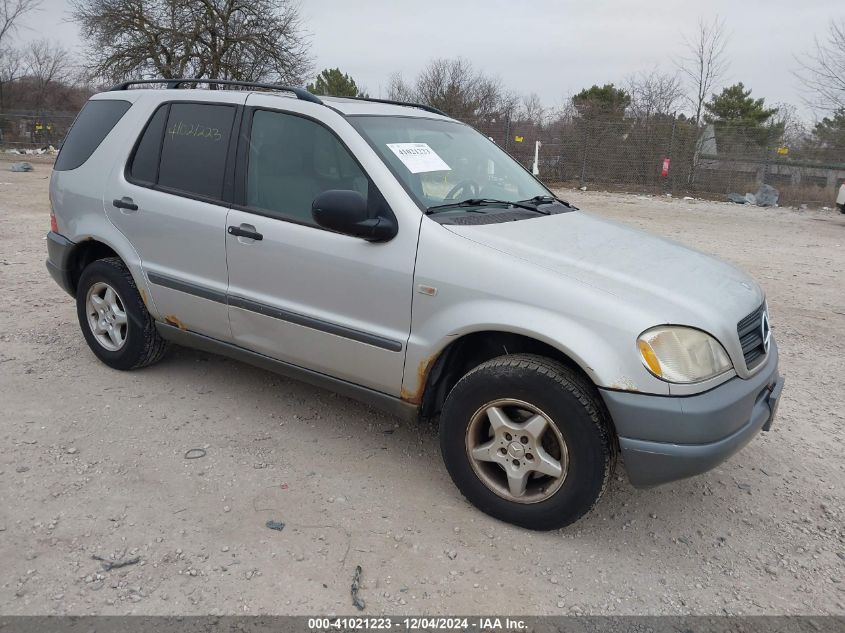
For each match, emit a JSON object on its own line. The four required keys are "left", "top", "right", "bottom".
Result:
{"left": 386, "top": 142, "right": 451, "bottom": 173}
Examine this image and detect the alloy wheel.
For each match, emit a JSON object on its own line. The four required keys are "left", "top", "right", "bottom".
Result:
{"left": 465, "top": 398, "right": 568, "bottom": 504}
{"left": 85, "top": 282, "right": 128, "bottom": 351}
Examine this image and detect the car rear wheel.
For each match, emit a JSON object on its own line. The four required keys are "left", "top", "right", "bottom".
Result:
{"left": 440, "top": 354, "right": 616, "bottom": 530}
{"left": 76, "top": 257, "right": 167, "bottom": 370}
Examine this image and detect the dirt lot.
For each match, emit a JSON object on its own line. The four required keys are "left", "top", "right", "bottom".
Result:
{"left": 1, "top": 167, "right": 843, "bottom": 616}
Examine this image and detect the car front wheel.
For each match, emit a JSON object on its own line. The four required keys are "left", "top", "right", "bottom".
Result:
{"left": 439, "top": 354, "right": 616, "bottom": 530}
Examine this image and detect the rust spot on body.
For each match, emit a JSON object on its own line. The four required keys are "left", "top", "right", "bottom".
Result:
{"left": 138, "top": 288, "right": 148, "bottom": 308}
{"left": 609, "top": 378, "right": 640, "bottom": 392}
{"left": 399, "top": 387, "right": 420, "bottom": 404}
{"left": 400, "top": 354, "right": 437, "bottom": 405}
{"left": 164, "top": 315, "right": 187, "bottom": 330}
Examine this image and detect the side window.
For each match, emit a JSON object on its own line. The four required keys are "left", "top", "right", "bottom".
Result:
{"left": 129, "top": 105, "right": 169, "bottom": 185}
{"left": 54, "top": 99, "right": 131, "bottom": 171}
{"left": 246, "top": 110, "right": 370, "bottom": 224}
{"left": 157, "top": 103, "right": 236, "bottom": 199}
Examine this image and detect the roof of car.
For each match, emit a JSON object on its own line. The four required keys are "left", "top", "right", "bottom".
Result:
{"left": 101, "top": 79, "right": 450, "bottom": 120}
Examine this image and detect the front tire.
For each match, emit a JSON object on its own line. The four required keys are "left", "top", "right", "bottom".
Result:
{"left": 76, "top": 257, "right": 167, "bottom": 370}
{"left": 440, "top": 354, "right": 616, "bottom": 530}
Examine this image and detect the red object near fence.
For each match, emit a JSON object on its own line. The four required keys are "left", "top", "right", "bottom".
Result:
{"left": 661, "top": 158, "right": 670, "bottom": 177}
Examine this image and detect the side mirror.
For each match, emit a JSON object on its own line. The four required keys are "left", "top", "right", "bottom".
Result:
{"left": 311, "top": 190, "right": 396, "bottom": 242}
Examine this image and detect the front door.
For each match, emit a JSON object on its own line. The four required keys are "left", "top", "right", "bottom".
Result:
{"left": 225, "top": 103, "right": 419, "bottom": 395}
{"left": 106, "top": 96, "right": 244, "bottom": 341}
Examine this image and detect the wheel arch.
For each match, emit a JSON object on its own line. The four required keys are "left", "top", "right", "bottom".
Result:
{"left": 63, "top": 234, "right": 156, "bottom": 317}
{"left": 66, "top": 238, "right": 121, "bottom": 295}
{"left": 411, "top": 330, "right": 598, "bottom": 420}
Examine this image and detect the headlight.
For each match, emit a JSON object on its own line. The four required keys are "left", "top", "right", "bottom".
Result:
{"left": 637, "top": 326, "right": 732, "bottom": 383}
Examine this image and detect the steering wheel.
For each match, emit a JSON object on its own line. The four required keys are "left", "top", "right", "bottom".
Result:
{"left": 444, "top": 180, "right": 479, "bottom": 201}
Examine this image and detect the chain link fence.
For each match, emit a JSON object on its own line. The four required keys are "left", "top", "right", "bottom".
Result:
{"left": 3, "top": 107, "right": 843, "bottom": 207}
{"left": 478, "top": 115, "right": 845, "bottom": 207}
{"left": 0, "top": 111, "right": 76, "bottom": 153}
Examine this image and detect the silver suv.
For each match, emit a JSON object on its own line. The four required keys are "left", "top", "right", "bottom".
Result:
{"left": 46, "top": 79, "right": 784, "bottom": 530}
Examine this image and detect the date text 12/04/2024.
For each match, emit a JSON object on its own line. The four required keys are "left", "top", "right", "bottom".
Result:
{"left": 307, "top": 617, "right": 528, "bottom": 630}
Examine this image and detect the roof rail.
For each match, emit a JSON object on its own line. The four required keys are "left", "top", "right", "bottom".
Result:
{"left": 108, "top": 78, "right": 324, "bottom": 104}
{"left": 107, "top": 79, "right": 448, "bottom": 116}
{"left": 332, "top": 95, "right": 447, "bottom": 117}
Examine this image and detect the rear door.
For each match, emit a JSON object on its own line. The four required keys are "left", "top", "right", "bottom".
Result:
{"left": 106, "top": 94, "right": 245, "bottom": 341}
{"left": 224, "top": 97, "right": 420, "bottom": 395}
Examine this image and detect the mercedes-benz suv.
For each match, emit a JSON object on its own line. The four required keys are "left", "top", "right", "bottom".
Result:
{"left": 46, "top": 79, "right": 784, "bottom": 530}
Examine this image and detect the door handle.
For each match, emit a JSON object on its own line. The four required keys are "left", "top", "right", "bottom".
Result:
{"left": 228, "top": 225, "right": 263, "bottom": 241}
{"left": 112, "top": 197, "right": 138, "bottom": 211}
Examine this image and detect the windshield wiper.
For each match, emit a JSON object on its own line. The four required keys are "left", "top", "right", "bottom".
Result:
{"left": 426, "top": 198, "right": 548, "bottom": 215}
{"left": 521, "top": 194, "right": 575, "bottom": 209}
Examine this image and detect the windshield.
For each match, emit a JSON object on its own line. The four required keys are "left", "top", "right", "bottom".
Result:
{"left": 349, "top": 116, "right": 551, "bottom": 213}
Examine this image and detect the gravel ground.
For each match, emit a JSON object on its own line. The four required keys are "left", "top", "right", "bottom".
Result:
{"left": 0, "top": 168, "right": 843, "bottom": 616}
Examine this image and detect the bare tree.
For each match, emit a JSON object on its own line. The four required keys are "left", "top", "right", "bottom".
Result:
{"left": 497, "top": 89, "right": 519, "bottom": 121}
{"left": 795, "top": 18, "right": 845, "bottom": 113}
{"left": 416, "top": 58, "right": 498, "bottom": 122}
{"left": 678, "top": 16, "right": 729, "bottom": 126}
{"left": 0, "top": 44, "right": 19, "bottom": 79}
{"left": 0, "top": 0, "right": 39, "bottom": 49}
{"left": 518, "top": 92, "right": 546, "bottom": 126}
{"left": 386, "top": 71, "right": 416, "bottom": 102}
{"left": 69, "top": 0, "right": 312, "bottom": 84}
{"left": 22, "top": 39, "right": 72, "bottom": 110}
{"left": 25, "top": 39, "right": 72, "bottom": 84}
{"left": 626, "top": 68, "right": 684, "bottom": 119}
{"left": 387, "top": 58, "right": 513, "bottom": 129}
{"left": 0, "top": 44, "right": 20, "bottom": 106}
{"left": 0, "top": 0, "right": 39, "bottom": 107}
{"left": 768, "top": 102, "right": 808, "bottom": 151}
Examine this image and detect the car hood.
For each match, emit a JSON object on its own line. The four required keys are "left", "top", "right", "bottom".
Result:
{"left": 443, "top": 210, "right": 764, "bottom": 324}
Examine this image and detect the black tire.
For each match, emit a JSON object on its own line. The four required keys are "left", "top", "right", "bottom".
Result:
{"left": 440, "top": 354, "right": 616, "bottom": 530}
{"left": 76, "top": 257, "right": 167, "bottom": 370}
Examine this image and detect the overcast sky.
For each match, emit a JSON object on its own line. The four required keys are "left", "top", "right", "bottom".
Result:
{"left": 14, "top": 0, "right": 842, "bottom": 120}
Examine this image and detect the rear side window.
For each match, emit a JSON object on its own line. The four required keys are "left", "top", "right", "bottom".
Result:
{"left": 129, "top": 105, "right": 169, "bottom": 184}
{"left": 54, "top": 100, "right": 131, "bottom": 171}
{"left": 158, "top": 104, "right": 235, "bottom": 199}
{"left": 128, "top": 102, "right": 236, "bottom": 201}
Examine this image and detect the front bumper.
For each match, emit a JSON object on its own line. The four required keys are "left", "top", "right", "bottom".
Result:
{"left": 600, "top": 342, "right": 783, "bottom": 488}
{"left": 46, "top": 231, "right": 75, "bottom": 296}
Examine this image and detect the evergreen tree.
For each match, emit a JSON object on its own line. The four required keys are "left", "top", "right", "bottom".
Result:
{"left": 704, "top": 82, "right": 778, "bottom": 127}
{"left": 704, "top": 83, "right": 781, "bottom": 150}
{"left": 811, "top": 109, "right": 845, "bottom": 163}
{"left": 572, "top": 84, "right": 630, "bottom": 120}
{"left": 306, "top": 68, "right": 367, "bottom": 97}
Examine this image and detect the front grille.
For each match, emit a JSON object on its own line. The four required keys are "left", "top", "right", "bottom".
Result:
{"left": 737, "top": 303, "right": 767, "bottom": 369}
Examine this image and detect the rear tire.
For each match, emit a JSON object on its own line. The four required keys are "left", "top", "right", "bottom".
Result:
{"left": 76, "top": 257, "right": 167, "bottom": 370}
{"left": 439, "top": 354, "right": 616, "bottom": 530}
